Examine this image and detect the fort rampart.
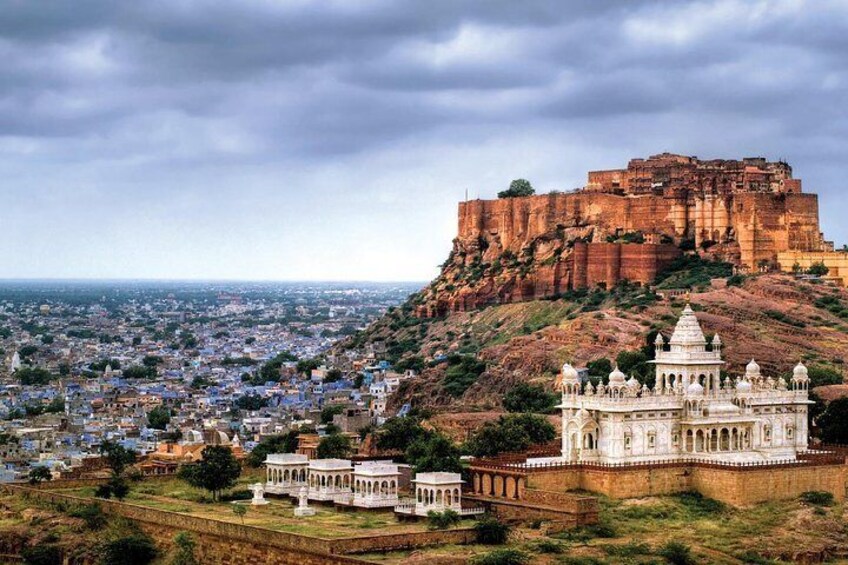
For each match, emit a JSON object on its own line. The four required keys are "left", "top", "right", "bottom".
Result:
{"left": 3, "top": 484, "right": 476, "bottom": 564}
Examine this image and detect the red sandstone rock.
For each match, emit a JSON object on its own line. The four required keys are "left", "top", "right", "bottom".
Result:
{"left": 418, "top": 154, "right": 827, "bottom": 317}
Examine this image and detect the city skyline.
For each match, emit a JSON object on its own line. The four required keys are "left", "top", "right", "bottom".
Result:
{"left": 3, "top": 0, "right": 848, "bottom": 281}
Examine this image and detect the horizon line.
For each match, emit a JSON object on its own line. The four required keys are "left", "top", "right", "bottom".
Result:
{"left": 0, "top": 277, "right": 428, "bottom": 285}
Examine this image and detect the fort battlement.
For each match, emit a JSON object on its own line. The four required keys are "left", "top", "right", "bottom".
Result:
{"left": 419, "top": 154, "right": 831, "bottom": 316}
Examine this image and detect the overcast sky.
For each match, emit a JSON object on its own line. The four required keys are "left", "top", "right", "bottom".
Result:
{"left": 2, "top": 0, "right": 847, "bottom": 282}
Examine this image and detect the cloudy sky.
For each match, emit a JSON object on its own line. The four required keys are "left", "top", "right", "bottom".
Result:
{"left": 2, "top": 0, "right": 847, "bottom": 282}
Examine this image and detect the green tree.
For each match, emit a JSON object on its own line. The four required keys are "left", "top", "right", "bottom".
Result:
{"left": 246, "top": 431, "right": 300, "bottom": 467}
{"left": 232, "top": 504, "right": 247, "bottom": 524}
{"left": 321, "top": 404, "right": 345, "bottom": 424}
{"left": 316, "top": 434, "right": 352, "bottom": 459}
{"left": 169, "top": 532, "right": 198, "bottom": 565}
{"left": 147, "top": 405, "right": 171, "bottom": 430}
{"left": 21, "top": 545, "right": 61, "bottom": 565}
{"left": 234, "top": 393, "right": 268, "bottom": 411}
{"left": 587, "top": 358, "right": 613, "bottom": 380}
{"left": 817, "top": 397, "right": 848, "bottom": 443}
{"left": 45, "top": 396, "right": 65, "bottom": 413}
{"left": 16, "top": 367, "right": 54, "bottom": 385}
{"left": 296, "top": 357, "right": 322, "bottom": 375}
{"left": 27, "top": 466, "right": 52, "bottom": 485}
{"left": 377, "top": 417, "right": 429, "bottom": 452}
{"left": 806, "top": 365, "right": 843, "bottom": 388}
{"left": 502, "top": 383, "right": 558, "bottom": 414}
{"left": 406, "top": 434, "right": 463, "bottom": 473}
{"left": 178, "top": 446, "right": 241, "bottom": 502}
{"left": 443, "top": 354, "right": 487, "bottom": 397}
{"left": 123, "top": 365, "right": 157, "bottom": 379}
{"left": 465, "top": 414, "right": 556, "bottom": 458}
{"left": 100, "top": 440, "right": 138, "bottom": 476}
{"left": 498, "top": 179, "right": 535, "bottom": 199}
{"left": 101, "top": 534, "right": 157, "bottom": 565}
{"left": 142, "top": 355, "right": 163, "bottom": 367}
{"left": 807, "top": 262, "right": 830, "bottom": 276}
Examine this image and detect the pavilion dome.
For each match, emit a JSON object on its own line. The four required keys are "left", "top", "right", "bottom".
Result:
{"left": 687, "top": 381, "right": 705, "bottom": 395}
{"left": 793, "top": 362, "right": 809, "bottom": 380}
{"left": 736, "top": 379, "right": 752, "bottom": 393}
{"left": 626, "top": 376, "right": 640, "bottom": 390}
{"left": 746, "top": 359, "right": 760, "bottom": 375}
{"left": 562, "top": 363, "right": 580, "bottom": 383}
{"left": 608, "top": 366, "right": 627, "bottom": 385}
{"left": 669, "top": 304, "right": 707, "bottom": 346}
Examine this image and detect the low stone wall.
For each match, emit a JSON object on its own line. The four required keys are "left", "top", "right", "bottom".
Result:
{"left": 468, "top": 489, "right": 598, "bottom": 533}
{"left": 691, "top": 464, "right": 847, "bottom": 506}
{"left": 4, "top": 484, "right": 476, "bottom": 563}
{"left": 512, "top": 460, "right": 846, "bottom": 506}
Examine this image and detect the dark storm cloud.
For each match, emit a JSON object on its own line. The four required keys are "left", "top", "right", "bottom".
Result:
{"left": 1, "top": 0, "right": 847, "bottom": 280}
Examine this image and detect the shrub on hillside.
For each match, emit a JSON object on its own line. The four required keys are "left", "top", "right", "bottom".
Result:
{"left": 475, "top": 515, "right": 511, "bottom": 545}
{"left": 658, "top": 541, "right": 696, "bottom": 565}
{"left": 800, "top": 491, "right": 834, "bottom": 506}
{"left": 426, "top": 509, "right": 461, "bottom": 530}
{"left": 471, "top": 549, "right": 530, "bottom": 565}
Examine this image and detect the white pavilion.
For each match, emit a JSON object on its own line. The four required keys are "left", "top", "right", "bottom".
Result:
{"left": 307, "top": 458, "right": 353, "bottom": 502}
{"left": 558, "top": 304, "right": 812, "bottom": 464}
{"left": 352, "top": 462, "right": 401, "bottom": 508}
{"left": 264, "top": 453, "right": 308, "bottom": 495}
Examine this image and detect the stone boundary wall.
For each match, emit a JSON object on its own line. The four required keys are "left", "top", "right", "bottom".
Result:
{"left": 3, "top": 484, "right": 475, "bottom": 558}
{"left": 522, "top": 461, "right": 846, "bottom": 506}
{"left": 465, "top": 489, "right": 598, "bottom": 533}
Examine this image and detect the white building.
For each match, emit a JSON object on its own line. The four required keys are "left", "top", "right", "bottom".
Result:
{"left": 352, "top": 462, "right": 401, "bottom": 508}
{"left": 307, "top": 458, "right": 352, "bottom": 501}
{"left": 264, "top": 453, "right": 308, "bottom": 495}
{"left": 558, "top": 304, "right": 811, "bottom": 464}
{"left": 411, "top": 472, "right": 463, "bottom": 516}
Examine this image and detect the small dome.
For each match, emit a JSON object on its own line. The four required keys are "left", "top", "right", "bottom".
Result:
{"left": 654, "top": 333, "right": 665, "bottom": 345}
{"left": 562, "top": 363, "right": 580, "bottom": 382}
{"left": 746, "top": 359, "right": 760, "bottom": 374}
{"left": 627, "top": 376, "right": 640, "bottom": 389}
{"left": 687, "top": 381, "right": 705, "bottom": 395}
{"left": 608, "top": 365, "right": 626, "bottom": 385}
{"left": 712, "top": 334, "right": 722, "bottom": 346}
{"left": 736, "top": 379, "right": 752, "bottom": 393}
{"left": 793, "top": 362, "right": 809, "bottom": 380}
{"left": 576, "top": 407, "right": 592, "bottom": 420}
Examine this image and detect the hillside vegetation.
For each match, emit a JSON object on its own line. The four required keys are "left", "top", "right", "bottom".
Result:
{"left": 340, "top": 273, "right": 848, "bottom": 413}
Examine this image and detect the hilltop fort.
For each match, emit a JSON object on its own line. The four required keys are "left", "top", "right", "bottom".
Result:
{"left": 418, "top": 153, "right": 832, "bottom": 316}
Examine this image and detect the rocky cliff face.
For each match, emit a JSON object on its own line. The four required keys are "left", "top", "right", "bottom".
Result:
{"left": 387, "top": 275, "right": 848, "bottom": 412}
{"left": 415, "top": 154, "right": 827, "bottom": 317}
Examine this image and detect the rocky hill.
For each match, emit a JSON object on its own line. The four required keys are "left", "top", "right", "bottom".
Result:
{"left": 345, "top": 273, "right": 848, "bottom": 414}
{"left": 413, "top": 153, "right": 828, "bottom": 317}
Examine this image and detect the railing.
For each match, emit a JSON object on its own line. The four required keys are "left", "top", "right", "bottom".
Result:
{"left": 393, "top": 498, "right": 416, "bottom": 513}
{"left": 459, "top": 507, "right": 486, "bottom": 516}
{"left": 470, "top": 452, "right": 845, "bottom": 473}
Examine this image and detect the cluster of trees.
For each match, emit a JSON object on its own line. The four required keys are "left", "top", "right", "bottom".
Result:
{"left": 377, "top": 415, "right": 463, "bottom": 473}
{"left": 234, "top": 393, "right": 268, "bottom": 411}
{"left": 245, "top": 430, "right": 303, "bottom": 467}
{"left": 502, "top": 383, "right": 558, "bottom": 414}
{"left": 257, "top": 351, "right": 297, "bottom": 382}
{"left": 16, "top": 367, "right": 54, "bottom": 385}
{"left": 122, "top": 365, "right": 158, "bottom": 380}
{"left": 464, "top": 414, "right": 556, "bottom": 458}
{"left": 442, "top": 354, "right": 487, "bottom": 397}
